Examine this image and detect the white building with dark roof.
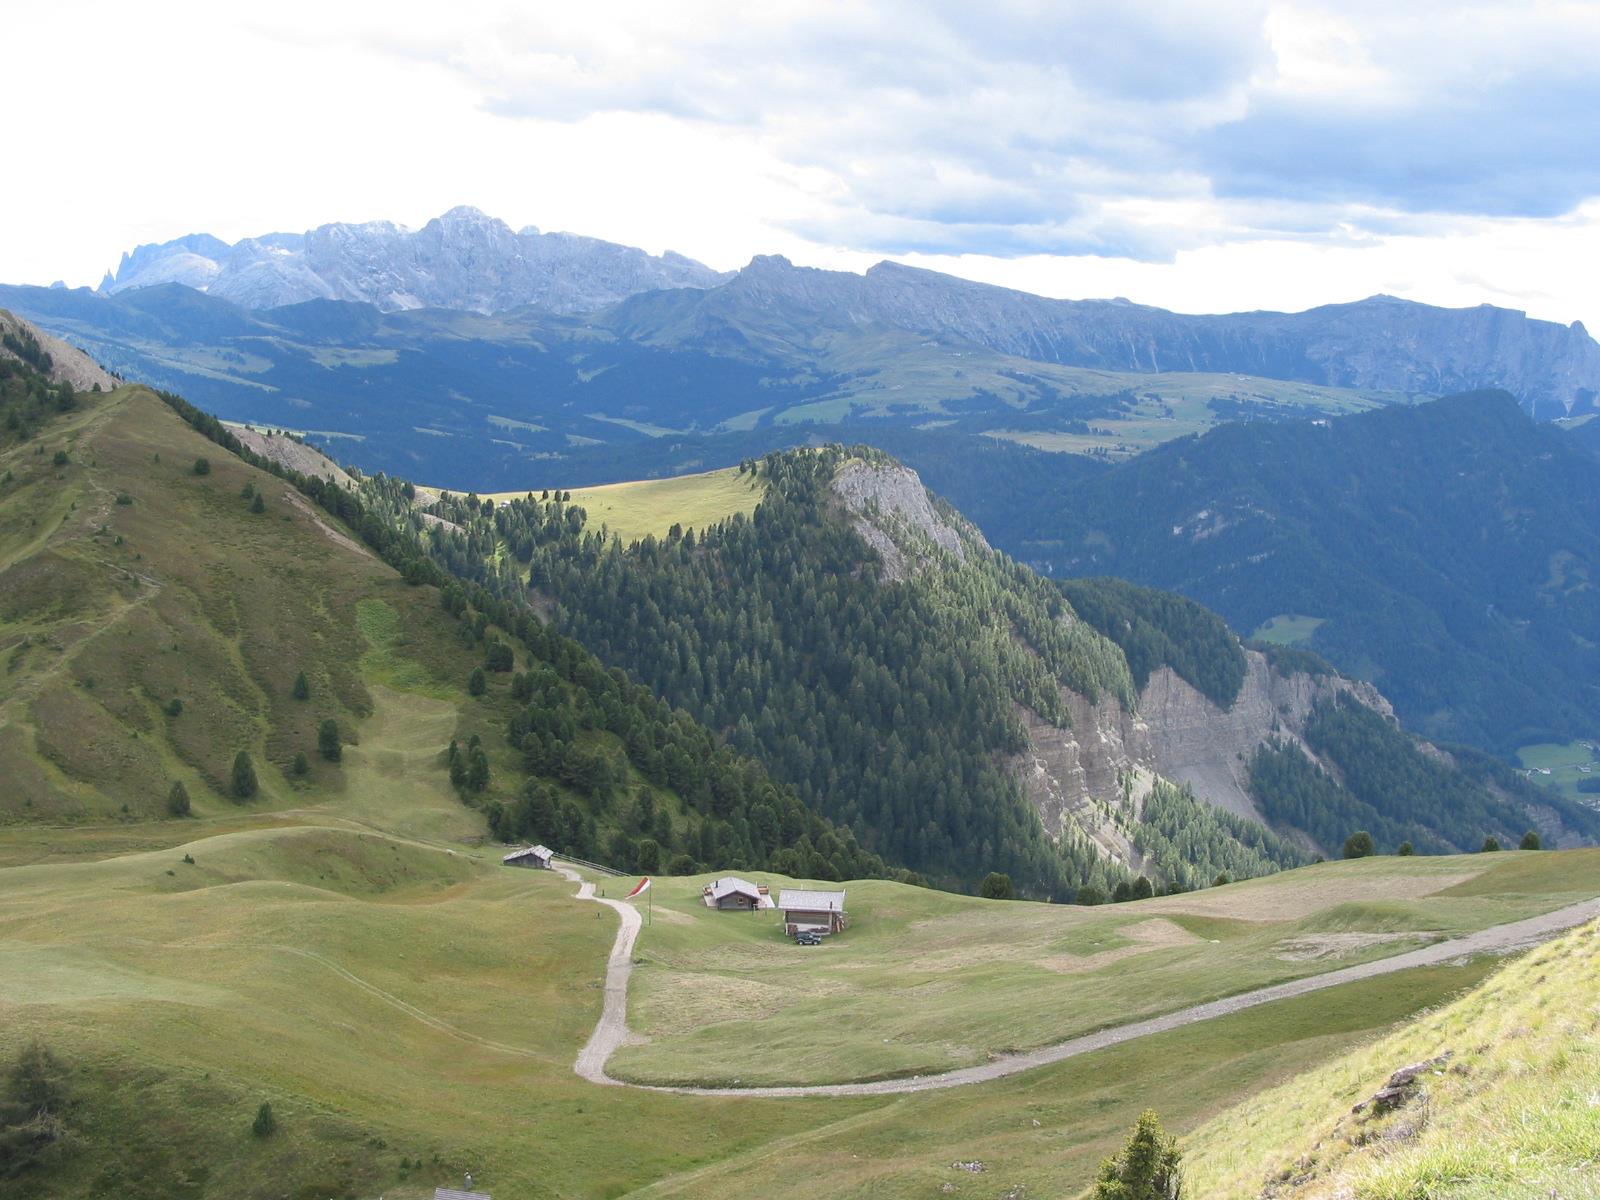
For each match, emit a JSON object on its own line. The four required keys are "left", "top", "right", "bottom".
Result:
{"left": 779, "top": 888, "right": 847, "bottom": 935}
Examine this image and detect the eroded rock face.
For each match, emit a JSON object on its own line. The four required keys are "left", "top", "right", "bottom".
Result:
{"left": 829, "top": 460, "right": 981, "bottom": 581}
{"left": 225, "top": 424, "right": 354, "bottom": 489}
{"left": 1138, "top": 650, "right": 1393, "bottom": 823}
{"left": 0, "top": 310, "right": 119, "bottom": 393}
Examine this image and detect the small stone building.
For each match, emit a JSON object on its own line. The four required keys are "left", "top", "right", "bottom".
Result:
{"left": 502, "top": 844, "right": 554, "bottom": 869}
{"left": 779, "top": 888, "right": 848, "bottom": 935}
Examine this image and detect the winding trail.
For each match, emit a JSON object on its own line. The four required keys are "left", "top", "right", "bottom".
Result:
{"left": 556, "top": 860, "right": 1600, "bottom": 1098}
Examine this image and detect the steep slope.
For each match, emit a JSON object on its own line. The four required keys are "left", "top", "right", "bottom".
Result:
{"left": 0, "top": 357, "right": 888, "bottom": 886}
{"left": 1183, "top": 910, "right": 1600, "bottom": 1199}
{"left": 100, "top": 206, "right": 730, "bottom": 314}
{"left": 382, "top": 449, "right": 1587, "bottom": 895}
{"left": 955, "top": 391, "right": 1600, "bottom": 753}
{"left": 0, "top": 309, "right": 118, "bottom": 393}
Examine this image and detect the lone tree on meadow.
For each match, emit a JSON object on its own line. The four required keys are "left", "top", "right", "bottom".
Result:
{"left": 251, "top": 1101, "right": 276, "bottom": 1138}
{"left": 292, "top": 671, "right": 310, "bottom": 701}
{"left": 318, "top": 719, "right": 342, "bottom": 763}
{"left": 291, "top": 751, "right": 309, "bottom": 777}
{"left": 250, "top": 491, "right": 265, "bottom": 514}
{"left": 1397, "top": 841, "right": 1415, "bottom": 856}
{"left": 1343, "top": 830, "right": 1375, "bottom": 859}
{"left": 1093, "top": 1108, "right": 1184, "bottom": 1200}
{"left": 1519, "top": 830, "right": 1542, "bottom": 850}
{"left": 1482, "top": 835, "right": 1502, "bottom": 852}
{"left": 192, "top": 456, "right": 210, "bottom": 476}
{"left": 231, "top": 751, "right": 258, "bottom": 800}
{"left": 979, "top": 872, "right": 1015, "bottom": 900}
{"left": 166, "top": 780, "right": 191, "bottom": 818}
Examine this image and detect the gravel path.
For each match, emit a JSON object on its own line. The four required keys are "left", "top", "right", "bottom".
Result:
{"left": 557, "top": 863, "right": 1600, "bottom": 1098}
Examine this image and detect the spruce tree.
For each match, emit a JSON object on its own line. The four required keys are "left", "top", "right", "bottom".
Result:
{"left": 1519, "top": 830, "right": 1541, "bottom": 850}
{"left": 318, "top": 719, "right": 342, "bottom": 763}
{"left": 468, "top": 666, "right": 487, "bottom": 696}
{"left": 252, "top": 1101, "right": 276, "bottom": 1138}
{"left": 1342, "top": 830, "right": 1375, "bottom": 859}
{"left": 1397, "top": 841, "right": 1415, "bottom": 856}
{"left": 979, "top": 872, "right": 1014, "bottom": 899}
{"left": 250, "top": 492, "right": 265, "bottom": 514}
{"left": 231, "top": 751, "right": 258, "bottom": 800}
{"left": 292, "top": 671, "right": 310, "bottom": 701}
{"left": 1092, "top": 1109, "right": 1183, "bottom": 1200}
{"left": 292, "top": 751, "right": 309, "bottom": 776}
{"left": 166, "top": 780, "right": 191, "bottom": 817}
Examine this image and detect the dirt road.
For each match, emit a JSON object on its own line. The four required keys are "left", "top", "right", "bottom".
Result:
{"left": 556, "top": 862, "right": 1600, "bottom": 1098}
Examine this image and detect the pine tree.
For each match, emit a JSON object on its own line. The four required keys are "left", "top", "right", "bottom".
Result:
{"left": 250, "top": 491, "right": 266, "bottom": 514}
{"left": 292, "top": 671, "right": 310, "bottom": 701}
{"left": 251, "top": 1102, "right": 276, "bottom": 1138}
{"left": 166, "top": 780, "right": 191, "bottom": 818}
{"left": 292, "top": 751, "right": 309, "bottom": 776}
{"left": 1092, "top": 1109, "right": 1183, "bottom": 1200}
{"left": 318, "top": 719, "right": 342, "bottom": 763}
{"left": 231, "top": 751, "right": 258, "bottom": 799}
{"left": 468, "top": 666, "right": 487, "bottom": 696}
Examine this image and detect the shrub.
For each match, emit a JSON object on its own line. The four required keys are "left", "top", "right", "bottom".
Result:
{"left": 1519, "top": 830, "right": 1542, "bottom": 850}
{"left": 193, "top": 457, "right": 211, "bottom": 476}
{"left": 468, "top": 666, "right": 487, "bottom": 696}
{"left": 1397, "top": 841, "right": 1415, "bottom": 856}
{"left": 0, "top": 1041, "right": 68, "bottom": 1174}
{"left": 251, "top": 1102, "right": 276, "bottom": 1138}
{"left": 1482, "top": 835, "right": 1502, "bottom": 852}
{"left": 979, "top": 872, "right": 1015, "bottom": 900}
{"left": 250, "top": 492, "right": 265, "bottom": 514}
{"left": 1343, "top": 830, "right": 1375, "bottom": 859}
{"left": 165, "top": 697, "right": 183, "bottom": 717}
{"left": 52, "top": 449, "right": 68, "bottom": 467}
{"left": 666, "top": 853, "right": 696, "bottom": 876}
{"left": 292, "top": 671, "right": 309, "bottom": 701}
{"left": 115, "top": 492, "right": 133, "bottom": 506}
{"left": 292, "top": 751, "right": 309, "bottom": 777}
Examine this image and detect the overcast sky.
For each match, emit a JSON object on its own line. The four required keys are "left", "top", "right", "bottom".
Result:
{"left": 8, "top": 0, "right": 1600, "bottom": 325}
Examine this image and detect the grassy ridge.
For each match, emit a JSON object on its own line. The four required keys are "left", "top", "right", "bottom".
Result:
{"left": 609, "top": 850, "right": 1600, "bottom": 1087}
{"left": 475, "top": 465, "right": 766, "bottom": 545}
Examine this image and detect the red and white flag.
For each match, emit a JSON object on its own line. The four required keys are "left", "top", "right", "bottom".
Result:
{"left": 625, "top": 877, "right": 651, "bottom": 900}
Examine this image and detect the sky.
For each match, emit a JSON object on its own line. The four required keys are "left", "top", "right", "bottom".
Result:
{"left": 7, "top": 0, "right": 1600, "bottom": 326}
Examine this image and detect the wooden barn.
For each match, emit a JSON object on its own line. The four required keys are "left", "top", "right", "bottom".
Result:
{"left": 702, "top": 876, "right": 773, "bottom": 910}
{"left": 502, "top": 844, "right": 554, "bottom": 870}
{"left": 779, "top": 888, "right": 848, "bottom": 936}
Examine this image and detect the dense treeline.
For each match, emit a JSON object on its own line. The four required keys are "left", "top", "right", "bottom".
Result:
{"left": 0, "top": 327, "right": 76, "bottom": 445}
{"left": 154, "top": 389, "right": 895, "bottom": 883}
{"left": 1058, "top": 577, "right": 1247, "bottom": 707}
{"left": 1130, "top": 778, "right": 1306, "bottom": 888}
{"left": 1249, "top": 693, "right": 1600, "bottom": 854}
{"left": 403, "top": 446, "right": 1143, "bottom": 897}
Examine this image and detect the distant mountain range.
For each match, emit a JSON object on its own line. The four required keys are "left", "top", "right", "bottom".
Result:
{"left": 99, "top": 206, "right": 731, "bottom": 315}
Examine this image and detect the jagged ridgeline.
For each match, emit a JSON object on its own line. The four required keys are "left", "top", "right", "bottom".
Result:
{"left": 376, "top": 447, "right": 1305, "bottom": 897}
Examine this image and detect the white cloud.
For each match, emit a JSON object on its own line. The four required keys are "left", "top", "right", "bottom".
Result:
{"left": 2, "top": 0, "right": 1598, "bottom": 332}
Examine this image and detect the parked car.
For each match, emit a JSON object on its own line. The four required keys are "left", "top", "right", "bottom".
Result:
{"left": 795, "top": 931, "right": 822, "bottom": 946}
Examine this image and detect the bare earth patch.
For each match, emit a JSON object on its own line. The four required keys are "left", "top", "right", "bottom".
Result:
{"left": 1146, "top": 872, "right": 1482, "bottom": 921}
{"left": 1037, "top": 918, "right": 1203, "bottom": 974}
{"left": 1273, "top": 931, "right": 1439, "bottom": 962}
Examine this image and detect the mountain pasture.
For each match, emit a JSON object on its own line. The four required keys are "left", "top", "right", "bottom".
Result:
{"left": 608, "top": 851, "right": 1600, "bottom": 1088}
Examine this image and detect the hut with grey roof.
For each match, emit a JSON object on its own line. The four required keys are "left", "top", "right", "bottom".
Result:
{"left": 703, "top": 876, "right": 773, "bottom": 910}
{"left": 502, "top": 844, "right": 554, "bottom": 869}
{"left": 779, "top": 888, "right": 847, "bottom": 936}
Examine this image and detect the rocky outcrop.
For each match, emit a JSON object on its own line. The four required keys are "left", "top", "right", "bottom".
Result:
{"left": 224, "top": 423, "right": 354, "bottom": 488}
{"left": 829, "top": 459, "right": 981, "bottom": 581}
{"left": 1138, "top": 650, "right": 1393, "bottom": 822}
{"left": 0, "top": 310, "right": 118, "bottom": 392}
{"left": 102, "top": 207, "right": 731, "bottom": 316}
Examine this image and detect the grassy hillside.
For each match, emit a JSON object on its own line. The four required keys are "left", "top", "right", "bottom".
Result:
{"left": 610, "top": 850, "right": 1600, "bottom": 1087}
{"left": 468, "top": 464, "right": 765, "bottom": 545}
{"left": 1183, "top": 910, "right": 1600, "bottom": 1199}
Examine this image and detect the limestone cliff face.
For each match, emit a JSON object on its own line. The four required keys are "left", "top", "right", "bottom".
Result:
{"left": 829, "top": 459, "right": 982, "bottom": 581}
{"left": 1014, "top": 648, "right": 1397, "bottom": 864}
{"left": 1138, "top": 650, "right": 1393, "bottom": 823}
